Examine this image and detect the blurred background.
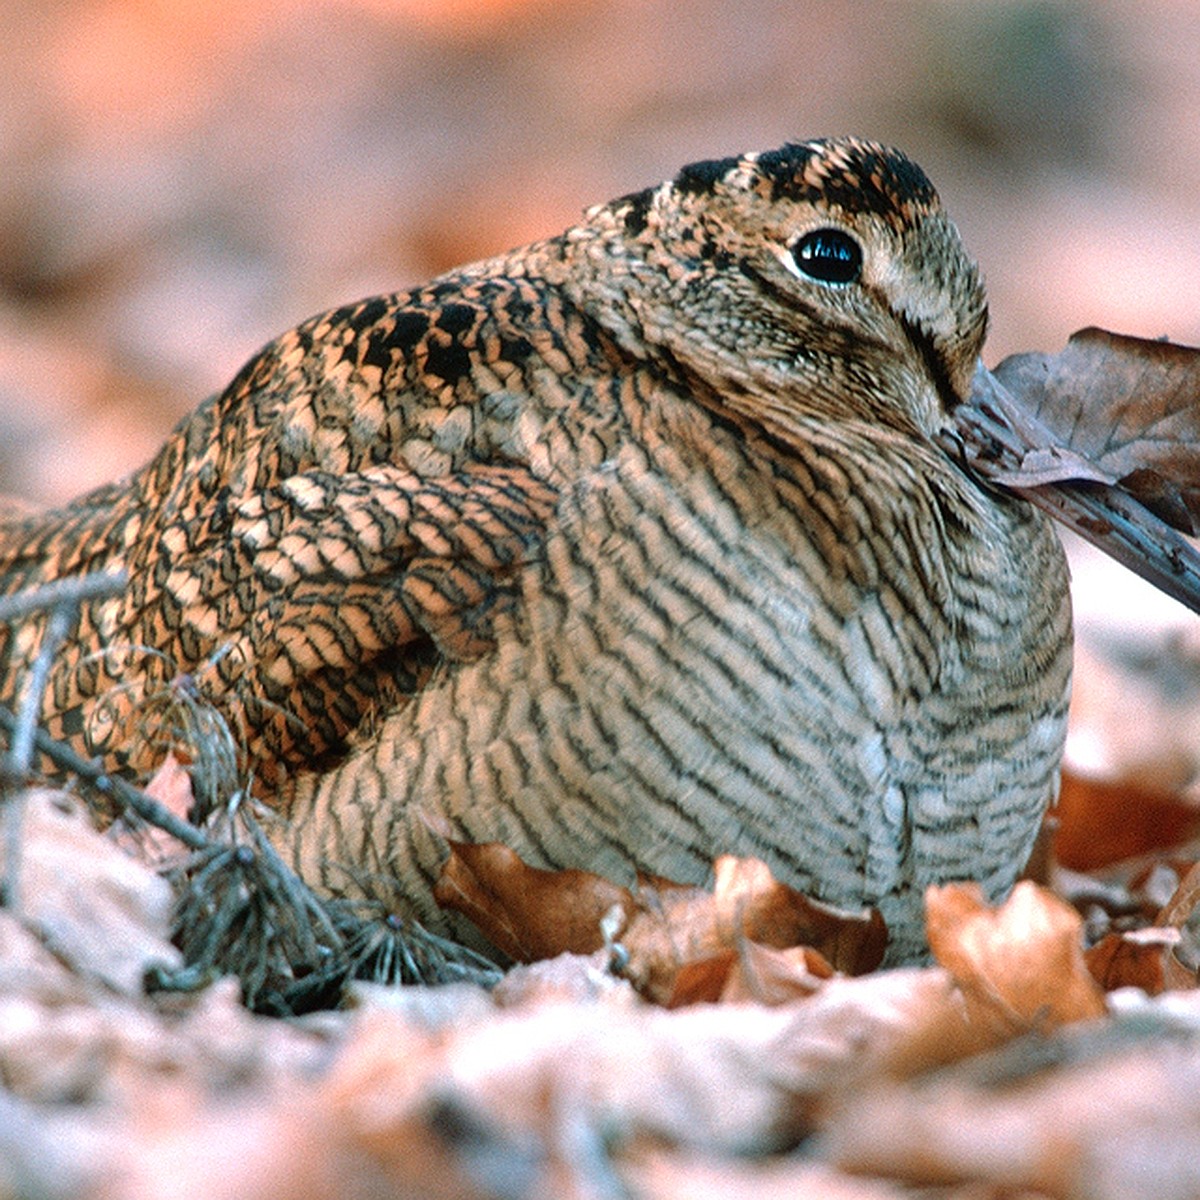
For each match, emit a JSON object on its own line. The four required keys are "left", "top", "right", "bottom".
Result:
{"left": 2, "top": 0, "right": 1200, "bottom": 806}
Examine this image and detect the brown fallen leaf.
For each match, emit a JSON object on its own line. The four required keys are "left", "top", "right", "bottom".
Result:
{"left": 1155, "top": 859, "right": 1200, "bottom": 930}
{"left": 717, "top": 941, "right": 835, "bottom": 1005}
{"left": 1149, "top": 861, "right": 1200, "bottom": 989}
{"left": 1085, "top": 927, "right": 1180, "bottom": 995}
{"left": 0, "top": 965, "right": 337, "bottom": 1109}
{"left": 623, "top": 1149, "right": 911, "bottom": 1199}
{"left": 331, "top": 962, "right": 968, "bottom": 1175}
{"left": 822, "top": 1007, "right": 1200, "bottom": 1198}
{"left": 434, "top": 842, "right": 885, "bottom": 1004}
{"left": 490, "top": 950, "right": 640, "bottom": 1008}
{"left": 925, "top": 881, "right": 1106, "bottom": 1029}
{"left": 106, "top": 1081, "right": 490, "bottom": 1200}
{"left": 656, "top": 948, "right": 739, "bottom": 1007}
{"left": 707, "top": 856, "right": 884, "bottom": 961}
{"left": 112, "top": 750, "right": 199, "bottom": 865}
{"left": 1054, "top": 769, "right": 1200, "bottom": 871}
{"left": 992, "top": 328, "right": 1200, "bottom": 530}
{"left": 432, "top": 838, "right": 635, "bottom": 961}
{"left": 327, "top": 997, "right": 817, "bottom": 1160}
{"left": 621, "top": 855, "right": 885, "bottom": 1005}
{"left": 1, "top": 788, "right": 182, "bottom": 997}
{"left": 873, "top": 883, "right": 1107, "bottom": 1081}
{"left": 143, "top": 750, "right": 197, "bottom": 821}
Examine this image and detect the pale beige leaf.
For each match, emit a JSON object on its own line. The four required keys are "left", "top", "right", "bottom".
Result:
{"left": 2, "top": 788, "right": 181, "bottom": 996}
{"left": 926, "top": 881, "right": 1106, "bottom": 1027}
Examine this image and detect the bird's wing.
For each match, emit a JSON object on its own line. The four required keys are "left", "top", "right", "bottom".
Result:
{"left": 0, "top": 263, "right": 624, "bottom": 783}
{"left": 60, "top": 458, "right": 558, "bottom": 782}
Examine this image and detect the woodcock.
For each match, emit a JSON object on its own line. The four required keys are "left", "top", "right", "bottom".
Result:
{"left": 0, "top": 138, "right": 1077, "bottom": 963}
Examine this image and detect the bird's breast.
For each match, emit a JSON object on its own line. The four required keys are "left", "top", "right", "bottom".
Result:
{"left": 287, "top": 419, "right": 1072, "bottom": 963}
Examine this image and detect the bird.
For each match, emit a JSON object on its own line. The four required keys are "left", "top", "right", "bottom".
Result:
{"left": 0, "top": 137, "right": 1075, "bottom": 964}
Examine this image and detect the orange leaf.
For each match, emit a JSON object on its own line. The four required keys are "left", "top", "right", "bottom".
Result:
{"left": 620, "top": 855, "right": 884, "bottom": 1006}
{"left": 926, "top": 881, "right": 1106, "bottom": 1027}
{"left": 661, "top": 951, "right": 739, "bottom": 1007}
{"left": 432, "top": 839, "right": 634, "bottom": 962}
{"left": 1054, "top": 770, "right": 1200, "bottom": 871}
{"left": 433, "top": 842, "right": 885, "bottom": 1005}
{"left": 718, "top": 942, "right": 835, "bottom": 1005}
{"left": 708, "top": 855, "right": 886, "bottom": 971}
{"left": 1085, "top": 928, "right": 1180, "bottom": 995}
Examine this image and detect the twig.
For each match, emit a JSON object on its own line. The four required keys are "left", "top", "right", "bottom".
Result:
{"left": 0, "top": 563, "right": 500, "bottom": 1003}
{"left": 0, "top": 571, "right": 126, "bottom": 623}
{"left": 0, "top": 572, "right": 127, "bottom": 908}
{"left": 8, "top": 604, "right": 72, "bottom": 778}
{"left": 0, "top": 569, "right": 128, "bottom": 780}
{"left": 2, "top": 604, "right": 74, "bottom": 908}
{"left": 0, "top": 703, "right": 210, "bottom": 852}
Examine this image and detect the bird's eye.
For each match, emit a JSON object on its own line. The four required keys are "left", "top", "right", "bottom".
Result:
{"left": 790, "top": 228, "right": 862, "bottom": 284}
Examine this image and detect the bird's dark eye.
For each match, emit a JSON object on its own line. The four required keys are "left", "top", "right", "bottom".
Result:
{"left": 790, "top": 228, "right": 862, "bottom": 284}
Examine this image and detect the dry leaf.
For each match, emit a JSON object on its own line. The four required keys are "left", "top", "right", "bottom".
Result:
{"left": 926, "top": 881, "right": 1106, "bottom": 1028}
{"left": 1054, "top": 770, "right": 1200, "bottom": 871}
{"left": 0, "top": 788, "right": 181, "bottom": 996}
{"left": 105, "top": 1084, "right": 487, "bottom": 1200}
{"left": 822, "top": 1013, "right": 1200, "bottom": 1198}
{"left": 491, "top": 950, "right": 638, "bottom": 1008}
{"left": 0, "top": 970, "right": 334, "bottom": 1108}
{"left": 718, "top": 942, "right": 835, "bottom": 1005}
{"left": 623, "top": 1149, "right": 911, "bottom": 1199}
{"left": 1085, "top": 927, "right": 1180, "bottom": 995}
{"left": 432, "top": 838, "right": 635, "bottom": 961}
{"left": 707, "top": 855, "right": 885, "bottom": 968}
{"left": 1149, "top": 861, "right": 1200, "bottom": 989}
{"left": 330, "top": 967, "right": 965, "bottom": 1172}
{"left": 957, "top": 334, "right": 1200, "bottom": 612}
{"left": 0, "top": 908, "right": 91, "bottom": 1006}
{"left": 327, "top": 999, "right": 815, "bottom": 1159}
{"left": 143, "top": 751, "right": 197, "bottom": 821}
{"left": 658, "top": 949, "right": 739, "bottom": 1006}
{"left": 1155, "top": 859, "right": 1200, "bottom": 929}
{"left": 992, "top": 329, "right": 1200, "bottom": 530}
{"left": 117, "top": 750, "right": 201, "bottom": 864}
{"left": 622, "top": 856, "right": 883, "bottom": 1005}
{"left": 434, "top": 843, "right": 885, "bottom": 1004}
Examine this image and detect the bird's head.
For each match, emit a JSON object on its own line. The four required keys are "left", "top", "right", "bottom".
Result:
{"left": 579, "top": 137, "right": 988, "bottom": 443}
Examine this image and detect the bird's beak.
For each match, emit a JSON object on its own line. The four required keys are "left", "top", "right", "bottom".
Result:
{"left": 1015, "top": 477, "right": 1200, "bottom": 614}
{"left": 948, "top": 362, "right": 1200, "bottom": 615}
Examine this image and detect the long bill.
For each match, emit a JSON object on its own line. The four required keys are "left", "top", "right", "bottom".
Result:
{"left": 1012, "top": 477, "right": 1200, "bottom": 615}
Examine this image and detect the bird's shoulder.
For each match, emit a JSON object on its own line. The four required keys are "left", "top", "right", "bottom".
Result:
{"left": 200, "top": 246, "right": 637, "bottom": 496}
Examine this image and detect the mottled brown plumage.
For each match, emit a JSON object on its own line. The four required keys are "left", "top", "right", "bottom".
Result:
{"left": 0, "top": 138, "right": 1072, "bottom": 962}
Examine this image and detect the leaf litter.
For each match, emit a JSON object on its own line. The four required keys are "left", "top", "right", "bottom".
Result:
{"left": 4, "top": 327, "right": 1200, "bottom": 1197}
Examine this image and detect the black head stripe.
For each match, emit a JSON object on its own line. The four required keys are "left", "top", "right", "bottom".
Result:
{"left": 668, "top": 139, "right": 939, "bottom": 226}
{"left": 673, "top": 155, "right": 741, "bottom": 197}
{"left": 756, "top": 139, "right": 939, "bottom": 221}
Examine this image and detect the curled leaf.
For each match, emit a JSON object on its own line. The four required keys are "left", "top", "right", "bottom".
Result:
{"left": 622, "top": 856, "right": 885, "bottom": 1006}
{"left": 992, "top": 327, "right": 1200, "bottom": 527}
{"left": 432, "top": 839, "right": 634, "bottom": 962}
{"left": 926, "top": 881, "right": 1106, "bottom": 1028}
{"left": 434, "top": 843, "right": 886, "bottom": 1004}
{"left": 956, "top": 331, "right": 1200, "bottom": 613}
{"left": 1085, "top": 928, "right": 1180, "bottom": 995}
